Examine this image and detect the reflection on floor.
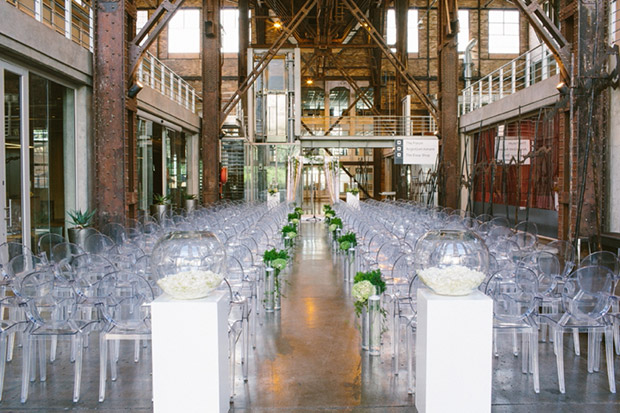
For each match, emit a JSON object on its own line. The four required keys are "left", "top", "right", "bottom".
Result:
{"left": 0, "top": 222, "right": 618, "bottom": 412}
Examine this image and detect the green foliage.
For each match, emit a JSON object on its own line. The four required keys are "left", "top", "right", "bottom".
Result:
{"left": 268, "top": 188, "right": 278, "bottom": 194}
{"left": 282, "top": 225, "right": 297, "bottom": 236}
{"left": 347, "top": 187, "right": 360, "bottom": 195}
{"left": 67, "top": 208, "right": 97, "bottom": 229}
{"left": 288, "top": 213, "right": 299, "bottom": 222}
{"left": 323, "top": 204, "right": 334, "bottom": 213}
{"left": 294, "top": 207, "right": 303, "bottom": 216}
{"left": 338, "top": 231, "right": 357, "bottom": 250}
{"left": 330, "top": 217, "right": 343, "bottom": 229}
{"left": 184, "top": 193, "right": 197, "bottom": 200}
{"left": 354, "top": 269, "right": 386, "bottom": 294}
{"left": 153, "top": 193, "right": 171, "bottom": 205}
{"left": 263, "top": 248, "right": 289, "bottom": 265}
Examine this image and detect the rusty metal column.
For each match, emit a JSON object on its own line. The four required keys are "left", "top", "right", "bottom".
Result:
{"left": 395, "top": 0, "right": 408, "bottom": 199}
{"left": 369, "top": 6, "right": 384, "bottom": 200}
{"left": 202, "top": 0, "right": 221, "bottom": 203}
{"left": 94, "top": 0, "right": 132, "bottom": 223}
{"left": 437, "top": 0, "right": 459, "bottom": 209}
{"left": 238, "top": 0, "right": 248, "bottom": 89}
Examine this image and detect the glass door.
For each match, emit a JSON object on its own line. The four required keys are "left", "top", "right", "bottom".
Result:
{"left": 0, "top": 63, "right": 29, "bottom": 252}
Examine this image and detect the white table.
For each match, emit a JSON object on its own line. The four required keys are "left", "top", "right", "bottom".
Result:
{"left": 416, "top": 289, "right": 493, "bottom": 413}
{"left": 151, "top": 291, "right": 229, "bottom": 413}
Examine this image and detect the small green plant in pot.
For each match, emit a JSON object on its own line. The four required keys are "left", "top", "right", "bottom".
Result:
{"left": 183, "top": 192, "right": 198, "bottom": 213}
{"left": 67, "top": 208, "right": 97, "bottom": 246}
{"left": 151, "top": 193, "right": 171, "bottom": 221}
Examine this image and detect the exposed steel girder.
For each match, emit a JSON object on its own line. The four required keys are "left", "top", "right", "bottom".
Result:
{"left": 512, "top": 0, "right": 571, "bottom": 82}
{"left": 128, "top": 0, "right": 188, "bottom": 80}
{"left": 323, "top": 86, "right": 373, "bottom": 136}
{"left": 221, "top": 0, "right": 319, "bottom": 124}
{"left": 340, "top": 0, "right": 439, "bottom": 122}
{"left": 325, "top": 52, "right": 379, "bottom": 115}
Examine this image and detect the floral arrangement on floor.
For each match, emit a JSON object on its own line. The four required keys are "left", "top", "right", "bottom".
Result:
{"left": 352, "top": 269, "right": 386, "bottom": 316}
{"left": 337, "top": 232, "right": 357, "bottom": 251}
{"left": 282, "top": 224, "right": 297, "bottom": 239}
{"left": 323, "top": 205, "right": 335, "bottom": 219}
{"left": 294, "top": 206, "right": 303, "bottom": 217}
{"left": 288, "top": 213, "right": 300, "bottom": 226}
{"left": 263, "top": 248, "right": 290, "bottom": 296}
{"left": 328, "top": 217, "right": 342, "bottom": 234}
{"left": 347, "top": 187, "right": 360, "bottom": 196}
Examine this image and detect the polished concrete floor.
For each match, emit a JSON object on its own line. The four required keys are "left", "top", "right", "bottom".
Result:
{"left": 0, "top": 222, "right": 618, "bottom": 411}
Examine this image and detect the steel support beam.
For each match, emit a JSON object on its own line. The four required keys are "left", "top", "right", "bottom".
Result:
{"left": 94, "top": 0, "right": 133, "bottom": 223}
{"left": 437, "top": 0, "right": 459, "bottom": 209}
{"left": 512, "top": 0, "right": 571, "bottom": 82}
{"left": 221, "top": 0, "right": 318, "bottom": 123}
{"left": 395, "top": 0, "right": 408, "bottom": 199}
{"left": 128, "top": 0, "right": 188, "bottom": 78}
{"left": 341, "top": 0, "right": 438, "bottom": 121}
{"left": 202, "top": 0, "right": 221, "bottom": 203}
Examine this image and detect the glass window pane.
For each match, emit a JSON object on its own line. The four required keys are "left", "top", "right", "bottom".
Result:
{"left": 407, "top": 9, "right": 418, "bottom": 53}
{"left": 387, "top": 9, "right": 396, "bottom": 45}
{"left": 221, "top": 9, "right": 239, "bottom": 53}
{"left": 457, "top": 10, "right": 469, "bottom": 52}
{"left": 168, "top": 9, "right": 200, "bottom": 53}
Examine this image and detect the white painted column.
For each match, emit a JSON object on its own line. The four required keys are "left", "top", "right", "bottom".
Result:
{"left": 416, "top": 289, "right": 493, "bottom": 413}
{"left": 151, "top": 291, "right": 230, "bottom": 413}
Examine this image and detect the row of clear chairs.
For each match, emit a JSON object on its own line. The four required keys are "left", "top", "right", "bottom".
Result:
{"left": 333, "top": 199, "right": 620, "bottom": 395}
{"left": 0, "top": 200, "right": 294, "bottom": 403}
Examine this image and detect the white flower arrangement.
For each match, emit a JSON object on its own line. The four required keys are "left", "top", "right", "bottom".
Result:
{"left": 157, "top": 270, "right": 223, "bottom": 300}
{"left": 285, "top": 231, "right": 297, "bottom": 239}
{"left": 352, "top": 280, "right": 375, "bottom": 304}
{"left": 418, "top": 265, "right": 485, "bottom": 296}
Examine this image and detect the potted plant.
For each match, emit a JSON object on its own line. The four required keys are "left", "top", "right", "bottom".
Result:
{"left": 183, "top": 192, "right": 198, "bottom": 213}
{"left": 67, "top": 208, "right": 97, "bottom": 247}
{"left": 150, "top": 193, "right": 171, "bottom": 221}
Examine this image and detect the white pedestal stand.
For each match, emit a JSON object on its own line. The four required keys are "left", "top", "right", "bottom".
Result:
{"left": 267, "top": 193, "right": 280, "bottom": 209}
{"left": 415, "top": 289, "right": 493, "bottom": 413}
{"left": 152, "top": 291, "right": 230, "bottom": 413}
{"left": 346, "top": 192, "right": 360, "bottom": 209}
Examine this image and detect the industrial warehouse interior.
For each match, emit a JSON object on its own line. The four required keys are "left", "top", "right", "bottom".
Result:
{"left": 0, "top": 0, "right": 619, "bottom": 411}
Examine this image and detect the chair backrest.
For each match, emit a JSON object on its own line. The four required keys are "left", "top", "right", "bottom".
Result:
{"left": 17, "top": 269, "right": 78, "bottom": 327}
{"left": 83, "top": 233, "right": 117, "bottom": 255}
{"left": 101, "top": 222, "right": 127, "bottom": 246}
{"left": 485, "top": 266, "right": 539, "bottom": 324}
{"left": 579, "top": 251, "right": 619, "bottom": 277}
{"left": 98, "top": 272, "right": 154, "bottom": 331}
{"left": 50, "top": 242, "right": 85, "bottom": 264}
{"left": 519, "top": 250, "right": 561, "bottom": 296}
{"left": 7, "top": 254, "right": 46, "bottom": 278}
{"left": 544, "top": 240, "right": 576, "bottom": 278}
{"left": 0, "top": 242, "right": 34, "bottom": 265}
{"left": 37, "top": 233, "right": 66, "bottom": 259}
{"left": 562, "top": 265, "right": 613, "bottom": 320}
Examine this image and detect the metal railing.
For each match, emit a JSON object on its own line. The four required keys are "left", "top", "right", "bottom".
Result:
{"left": 6, "top": 0, "right": 93, "bottom": 51}
{"left": 460, "top": 43, "right": 559, "bottom": 116}
{"left": 137, "top": 51, "right": 202, "bottom": 115}
{"left": 300, "top": 115, "right": 436, "bottom": 137}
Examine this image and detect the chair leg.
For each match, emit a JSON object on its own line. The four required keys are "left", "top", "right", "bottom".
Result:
{"left": 50, "top": 336, "right": 57, "bottom": 362}
{"left": 521, "top": 331, "right": 529, "bottom": 374}
{"left": 134, "top": 340, "right": 140, "bottom": 363}
{"left": 587, "top": 329, "right": 595, "bottom": 373}
{"left": 110, "top": 340, "right": 118, "bottom": 382}
{"left": 555, "top": 329, "right": 565, "bottom": 394}
{"left": 406, "top": 325, "right": 415, "bottom": 395}
{"left": 73, "top": 335, "right": 83, "bottom": 403}
{"left": 0, "top": 334, "right": 7, "bottom": 402}
{"left": 20, "top": 337, "right": 31, "bottom": 403}
{"left": 99, "top": 334, "right": 108, "bottom": 403}
{"left": 242, "top": 306, "right": 249, "bottom": 382}
{"left": 229, "top": 331, "right": 237, "bottom": 401}
{"left": 605, "top": 328, "right": 616, "bottom": 394}
{"left": 572, "top": 328, "right": 580, "bottom": 356}
{"left": 531, "top": 328, "right": 540, "bottom": 393}
{"left": 38, "top": 337, "right": 46, "bottom": 382}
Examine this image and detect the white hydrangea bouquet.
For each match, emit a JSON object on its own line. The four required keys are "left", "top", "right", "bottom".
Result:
{"left": 157, "top": 270, "right": 223, "bottom": 300}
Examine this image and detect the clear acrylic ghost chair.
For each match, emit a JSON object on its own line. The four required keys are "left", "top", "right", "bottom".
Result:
{"left": 16, "top": 268, "right": 99, "bottom": 403}
{"left": 539, "top": 265, "right": 616, "bottom": 394}
{"left": 485, "top": 267, "right": 541, "bottom": 393}
{"left": 83, "top": 233, "right": 118, "bottom": 256}
{"left": 387, "top": 254, "right": 415, "bottom": 374}
{"left": 50, "top": 242, "right": 85, "bottom": 265}
{"left": 0, "top": 296, "right": 28, "bottom": 401}
{"left": 543, "top": 240, "right": 576, "bottom": 280}
{"left": 36, "top": 233, "right": 65, "bottom": 262}
{"left": 96, "top": 271, "right": 154, "bottom": 402}
{"left": 101, "top": 222, "right": 128, "bottom": 246}
{"left": 579, "top": 251, "right": 620, "bottom": 353}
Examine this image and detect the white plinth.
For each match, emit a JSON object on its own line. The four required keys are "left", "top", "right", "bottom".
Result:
{"left": 267, "top": 193, "right": 280, "bottom": 209}
{"left": 152, "top": 291, "right": 230, "bottom": 413}
{"left": 346, "top": 192, "right": 360, "bottom": 209}
{"left": 415, "top": 289, "right": 493, "bottom": 413}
